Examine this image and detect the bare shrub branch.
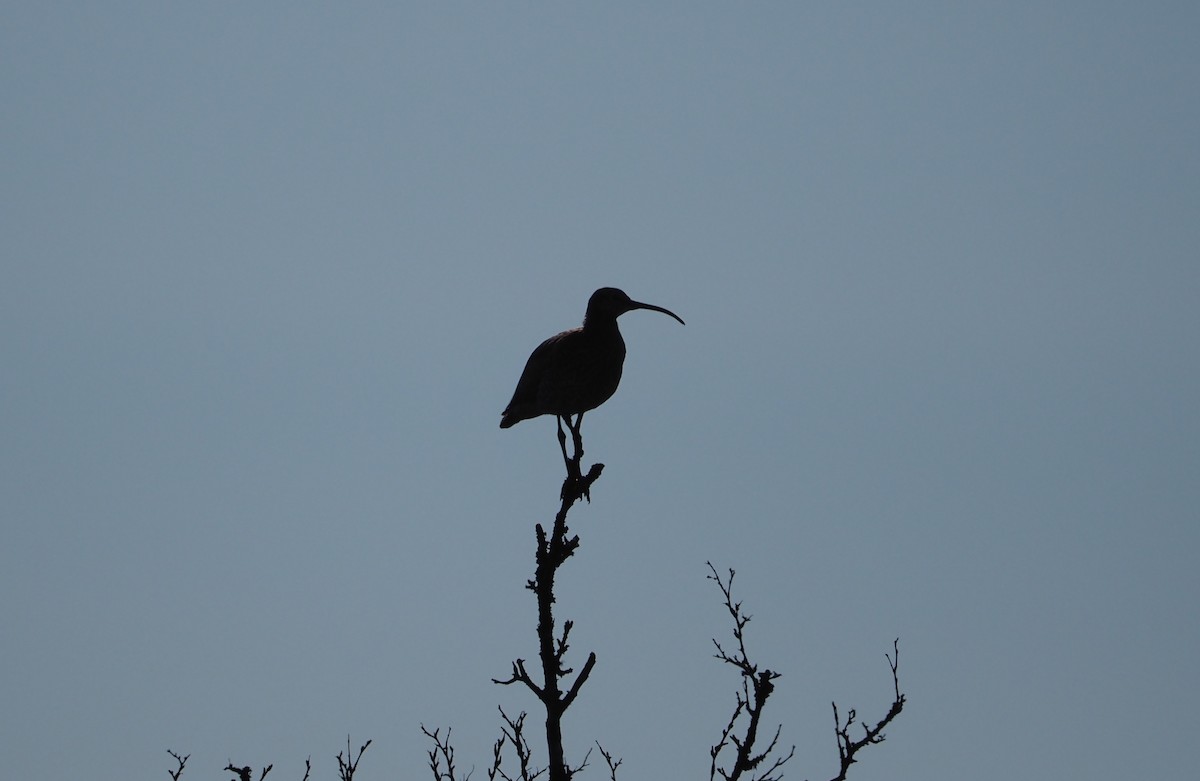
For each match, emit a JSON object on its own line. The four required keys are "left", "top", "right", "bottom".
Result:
{"left": 223, "top": 762, "right": 271, "bottom": 781}
{"left": 335, "top": 736, "right": 371, "bottom": 781}
{"left": 494, "top": 415, "right": 602, "bottom": 781}
{"left": 486, "top": 707, "right": 542, "bottom": 781}
{"left": 422, "top": 725, "right": 464, "bottom": 781}
{"left": 707, "top": 562, "right": 795, "bottom": 781}
{"left": 166, "top": 749, "right": 189, "bottom": 780}
{"left": 828, "top": 639, "right": 906, "bottom": 781}
{"left": 594, "top": 742, "right": 623, "bottom": 781}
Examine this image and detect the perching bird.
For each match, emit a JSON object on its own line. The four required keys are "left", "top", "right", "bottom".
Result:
{"left": 500, "top": 287, "right": 685, "bottom": 429}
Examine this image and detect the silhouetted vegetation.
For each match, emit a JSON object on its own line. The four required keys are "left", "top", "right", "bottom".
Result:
{"left": 168, "top": 419, "right": 905, "bottom": 780}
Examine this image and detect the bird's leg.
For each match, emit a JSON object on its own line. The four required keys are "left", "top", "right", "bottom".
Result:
{"left": 558, "top": 414, "right": 580, "bottom": 502}
{"left": 567, "top": 412, "right": 602, "bottom": 503}
{"left": 557, "top": 415, "right": 571, "bottom": 467}
{"left": 569, "top": 413, "right": 585, "bottom": 464}
{"left": 557, "top": 412, "right": 603, "bottom": 505}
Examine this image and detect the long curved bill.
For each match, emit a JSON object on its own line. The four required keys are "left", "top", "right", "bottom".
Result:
{"left": 631, "top": 300, "right": 686, "bottom": 325}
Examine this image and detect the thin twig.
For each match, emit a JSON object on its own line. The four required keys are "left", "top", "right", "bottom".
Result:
{"left": 336, "top": 736, "right": 371, "bottom": 781}
{"left": 167, "top": 750, "right": 189, "bottom": 781}
{"left": 828, "top": 639, "right": 906, "bottom": 781}
{"left": 594, "top": 742, "right": 623, "bottom": 781}
{"left": 707, "top": 562, "right": 795, "bottom": 781}
{"left": 421, "top": 726, "right": 460, "bottom": 781}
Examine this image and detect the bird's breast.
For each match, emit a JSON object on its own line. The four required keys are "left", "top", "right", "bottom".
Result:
{"left": 536, "top": 327, "right": 627, "bottom": 415}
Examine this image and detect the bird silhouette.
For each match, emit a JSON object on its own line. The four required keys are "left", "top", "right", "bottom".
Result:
{"left": 500, "top": 287, "right": 685, "bottom": 430}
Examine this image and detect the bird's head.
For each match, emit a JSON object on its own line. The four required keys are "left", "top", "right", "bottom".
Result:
{"left": 585, "top": 287, "right": 686, "bottom": 326}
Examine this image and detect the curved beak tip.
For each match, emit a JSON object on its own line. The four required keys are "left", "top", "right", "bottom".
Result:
{"left": 633, "top": 301, "right": 686, "bottom": 325}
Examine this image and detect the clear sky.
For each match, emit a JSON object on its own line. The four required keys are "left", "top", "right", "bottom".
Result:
{"left": 3, "top": 3, "right": 1198, "bottom": 780}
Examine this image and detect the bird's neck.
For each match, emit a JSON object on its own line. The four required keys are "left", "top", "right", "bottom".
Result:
{"left": 582, "top": 316, "right": 620, "bottom": 333}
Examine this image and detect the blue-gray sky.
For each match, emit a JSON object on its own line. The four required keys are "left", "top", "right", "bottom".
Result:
{"left": 3, "top": 4, "right": 1198, "bottom": 780}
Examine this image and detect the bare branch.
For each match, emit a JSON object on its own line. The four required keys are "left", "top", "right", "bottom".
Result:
{"left": 594, "top": 742, "right": 623, "bottom": 781}
{"left": 828, "top": 639, "right": 906, "bottom": 781}
{"left": 167, "top": 750, "right": 189, "bottom": 781}
{"left": 567, "top": 746, "right": 593, "bottom": 778}
{"left": 335, "top": 735, "right": 371, "bottom": 781}
{"left": 493, "top": 659, "right": 543, "bottom": 700}
{"left": 561, "top": 652, "right": 597, "bottom": 711}
{"left": 489, "top": 708, "right": 543, "bottom": 781}
{"left": 707, "top": 562, "right": 794, "bottom": 781}
{"left": 223, "top": 763, "right": 271, "bottom": 781}
{"left": 422, "top": 726, "right": 462, "bottom": 781}
{"left": 496, "top": 418, "right": 603, "bottom": 781}
{"left": 490, "top": 734, "right": 506, "bottom": 781}
{"left": 710, "top": 695, "right": 746, "bottom": 781}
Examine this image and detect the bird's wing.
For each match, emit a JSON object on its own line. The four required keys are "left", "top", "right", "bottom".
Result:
{"left": 504, "top": 328, "right": 576, "bottom": 415}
